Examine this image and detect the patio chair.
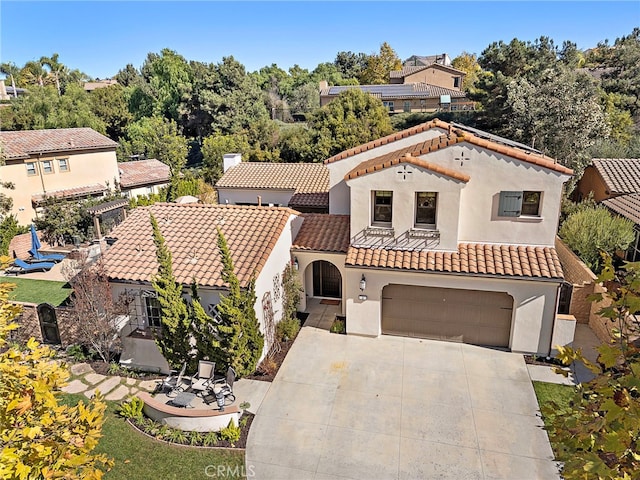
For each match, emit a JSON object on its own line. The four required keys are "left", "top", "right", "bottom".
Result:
{"left": 155, "top": 362, "right": 188, "bottom": 397}
{"left": 188, "top": 360, "right": 216, "bottom": 395}
{"left": 6, "top": 259, "right": 55, "bottom": 275}
{"left": 28, "top": 249, "right": 65, "bottom": 263}
{"left": 211, "top": 366, "right": 236, "bottom": 405}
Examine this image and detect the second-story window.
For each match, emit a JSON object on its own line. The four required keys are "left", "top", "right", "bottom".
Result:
{"left": 498, "top": 190, "right": 542, "bottom": 217}
{"left": 41, "top": 160, "right": 53, "bottom": 174}
{"left": 373, "top": 190, "right": 393, "bottom": 224}
{"left": 58, "top": 158, "right": 69, "bottom": 172}
{"left": 416, "top": 192, "right": 437, "bottom": 227}
{"left": 521, "top": 191, "right": 541, "bottom": 216}
{"left": 453, "top": 77, "right": 461, "bottom": 88}
{"left": 26, "top": 162, "right": 37, "bottom": 176}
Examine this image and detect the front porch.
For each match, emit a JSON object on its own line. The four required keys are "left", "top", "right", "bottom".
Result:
{"left": 301, "top": 297, "right": 342, "bottom": 331}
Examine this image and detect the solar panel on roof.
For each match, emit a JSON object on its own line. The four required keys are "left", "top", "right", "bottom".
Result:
{"left": 451, "top": 123, "right": 543, "bottom": 155}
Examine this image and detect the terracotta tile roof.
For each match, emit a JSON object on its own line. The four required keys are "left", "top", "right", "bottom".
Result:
{"left": 292, "top": 214, "right": 350, "bottom": 253}
{"left": 102, "top": 203, "right": 295, "bottom": 288}
{"left": 31, "top": 183, "right": 108, "bottom": 203}
{"left": 346, "top": 244, "right": 564, "bottom": 279}
{"left": 602, "top": 193, "right": 640, "bottom": 225}
{"left": 322, "top": 83, "right": 467, "bottom": 100}
{"left": 118, "top": 159, "right": 171, "bottom": 188}
{"left": 8, "top": 231, "right": 51, "bottom": 260}
{"left": 0, "top": 128, "right": 118, "bottom": 160}
{"left": 592, "top": 159, "right": 640, "bottom": 194}
{"left": 346, "top": 152, "right": 470, "bottom": 182}
{"left": 326, "top": 119, "right": 573, "bottom": 176}
{"left": 216, "top": 162, "right": 328, "bottom": 193}
{"left": 288, "top": 192, "right": 329, "bottom": 209}
{"left": 390, "top": 64, "right": 466, "bottom": 79}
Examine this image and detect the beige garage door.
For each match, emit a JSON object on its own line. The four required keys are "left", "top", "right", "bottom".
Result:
{"left": 382, "top": 284, "right": 513, "bottom": 347}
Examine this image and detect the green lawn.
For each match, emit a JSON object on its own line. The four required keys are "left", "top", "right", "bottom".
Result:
{"left": 61, "top": 394, "right": 246, "bottom": 480}
{"left": 533, "top": 381, "right": 576, "bottom": 457}
{"left": 0, "top": 277, "right": 72, "bottom": 306}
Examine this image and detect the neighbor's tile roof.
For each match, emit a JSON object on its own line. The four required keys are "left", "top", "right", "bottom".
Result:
{"left": 216, "top": 162, "right": 329, "bottom": 193}
{"left": 346, "top": 244, "right": 564, "bottom": 279}
{"left": 118, "top": 159, "right": 170, "bottom": 188}
{"left": 321, "top": 83, "right": 466, "bottom": 100}
{"left": 325, "top": 119, "right": 573, "bottom": 175}
{"left": 346, "top": 152, "right": 470, "bottom": 182}
{"left": 592, "top": 159, "right": 640, "bottom": 194}
{"left": 288, "top": 192, "right": 329, "bottom": 209}
{"left": 390, "top": 64, "right": 465, "bottom": 79}
{"left": 602, "top": 193, "right": 640, "bottom": 225}
{"left": 292, "top": 214, "right": 350, "bottom": 253}
{"left": 0, "top": 128, "right": 118, "bottom": 160}
{"left": 31, "top": 183, "right": 108, "bottom": 203}
{"left": 102, "top": 203, "right": 295, "bottom": 288}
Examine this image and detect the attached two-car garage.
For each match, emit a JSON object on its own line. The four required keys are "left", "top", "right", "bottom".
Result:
{"left": 381, "top": 284, "right": 513, "bottom": 348}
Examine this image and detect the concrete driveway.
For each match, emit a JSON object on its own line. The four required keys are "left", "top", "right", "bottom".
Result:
{"left": 246, "top": 327, "right": 559, "bottom": 480}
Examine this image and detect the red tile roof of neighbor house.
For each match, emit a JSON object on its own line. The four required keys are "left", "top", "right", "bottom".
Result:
{"left": 602, "top": 193, "right": 640, "bottom": 225}
{"left": 0, "top": 128, "right": 118, "bottom": 160}
{"left": 118, "top": 159, "right": 171, "bottom": 188}
{"left": 389, "top": 64, "right": 466, "bottom": 79}
{"left": 288, "top": 192, "right": 329, "bottom": 209}
{"left": 8, "top": 231, "right": 52, "bottom": 260}
{"left": 292, "top": 214, "right": 351, "bottom": 253}
{"left": 591, "top": 159, "right": 640, "bottom": 194}
{"left": 31, "top": 183, "right": 108, "bottom": 203}
{"left": 345, "top": 152, "right": 470, "bottom": 182}
{"left": 102, "top": 203, "right": 295, "bottom": 288}
{"left": 216, "top": 162, "right": 329, "bottom": 193}
{"left": 325, "top": 119, "right": 573, "bottom": 176}
{"left": 346, "top": 244, "right": 564, "bottom": 279}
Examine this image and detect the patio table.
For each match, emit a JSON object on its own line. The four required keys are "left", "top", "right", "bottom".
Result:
{"left": 167, "top": 391, "right": 196, "bottom": 408}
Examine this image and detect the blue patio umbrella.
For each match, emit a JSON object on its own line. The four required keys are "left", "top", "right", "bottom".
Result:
{"left": 30, "top": 224, "right": 42, "bottom": 253}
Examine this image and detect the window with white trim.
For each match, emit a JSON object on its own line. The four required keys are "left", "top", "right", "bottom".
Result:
{"left": 142, "top": 292, "right": 162, "bottom": 328}
{"left": 58, "top": 158, "right": 69, "bottom": 172}
{"left": 26, "top": 162, "right": 37, "bottom": 176}
{"left": 415, "top": 192, "right": 437, "bottom": 227}
{"left": 498, "top": 191, "right": 542, "bottom": 217}
{"left": 42, "top": 160, "right": 53, "bottom": 174}
{"left": 373, "top": 190, "right": 393, "bottom": 224}
{"left": 383, "top": 101, "right": 394, "bottom": 112}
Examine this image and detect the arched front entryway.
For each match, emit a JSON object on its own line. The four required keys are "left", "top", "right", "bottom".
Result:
{"left": 311, "top": 260, "right": 342, "bottom": 298}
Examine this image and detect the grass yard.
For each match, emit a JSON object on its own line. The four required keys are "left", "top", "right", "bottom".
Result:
{"left": 0, "top": 277, "right": 71, "bottom": 306}
{"left": 532, "top": 381, "right": 576, "bottom": 457}
{"left": 61, "top": 394, "right": 246, "bottom": 480}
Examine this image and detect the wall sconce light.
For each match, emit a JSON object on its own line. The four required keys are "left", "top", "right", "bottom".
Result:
{"left": 358, "top": 294, "right": 368, "bottom": 301}
{"left": 293, "top": 257, "right": 299, "bottom": 271}
{"left": 359, "top": 274, "right": 366, "bottom": 292}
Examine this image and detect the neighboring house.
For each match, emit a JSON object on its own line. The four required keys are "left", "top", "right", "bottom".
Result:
{"left": 229, "top": 119, "right": 574, "bottom": 355}
{"left": 84, "top": 79, "right": 118, "bottom": 92}
{"left": 216, "top": 154, "right": 329, "bottom": 213}
{"left": 0, "top": 80, "right": 27, "bottom": 100}
{"left": 403, "top": 53, "right": 452, "bottom": 67}
{"left": 576, "top": 158, "right": 640, "bottom": 261}
{"left": 319, "top": 83, "right": 471, "bottom": 114}
{"left": 118, "top": 159, "right": 171, "bottom": 199}
{"left": 101, "top": 203, "right": 302, "bottom": 373}
{"left": 0, "top": 128, "right": 120, "bottom": 225}
{"left": 389, "top": 64, "right": 465, "bottom": 91}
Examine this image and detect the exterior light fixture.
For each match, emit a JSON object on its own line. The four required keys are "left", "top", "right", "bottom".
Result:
{"left": 359, "top": 274, "right": 366, "bottom": 291}
{"left": 358, "top": 294, "right": 368, "bottom": 301}
{"left": 293, "top": 257, "right": 299, "bottom": 271}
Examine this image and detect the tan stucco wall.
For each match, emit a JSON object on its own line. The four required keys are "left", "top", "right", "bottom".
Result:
{"left": 346, "top": 166, "right": 464, "bottom": 251}
{"left": 1, "top": 148, "right": 119, "bottom": 225}
{"left": 575, "top": 166, "right": 610, "bottom": 202}
{"left": 217, "top": 188, "right": 295, "bottom": 207}
{"left": 328, "top": 127, "right": 446, "bottom": 214}
{"left": 402, "top": 66, "right": 462, "bottom": 90}
{"left": 344, "top": 267, "right": 561, "bottom": 355}
{"left": 123, "top": 182, "right": 168, "bottom": 199}
{"left": 292, "top": 251, "right": 347, "bottom": 315}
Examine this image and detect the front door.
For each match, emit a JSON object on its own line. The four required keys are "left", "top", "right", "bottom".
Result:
{"left": 37, "top": 303, "right": 61, "bottom": 344}
{"left": 312, "top": 261, "right": 341, "bottom": 298}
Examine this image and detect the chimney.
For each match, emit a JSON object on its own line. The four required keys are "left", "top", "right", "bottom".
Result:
{"left": 223, "top": 153, "right": 242, "bottom": 173}
{"left": 257, "top": 195, "right": 262, "bottom": 207}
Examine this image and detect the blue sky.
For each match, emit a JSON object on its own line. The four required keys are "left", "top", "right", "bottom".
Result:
{"left": 1, "top": 1, "right": 639, "bottom": 79}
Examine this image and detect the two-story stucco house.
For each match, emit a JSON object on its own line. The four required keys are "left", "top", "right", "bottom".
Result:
{"left": 242, "top": 119, "right": 572, "bottom": 355}
{"left": 0, "top": 128, "right": 120, "bottom": 225}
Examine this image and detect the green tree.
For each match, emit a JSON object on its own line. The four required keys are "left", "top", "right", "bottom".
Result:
{"left": 334, "top": 51, "right": 368, "bottom": 81}
{"left": 33, "top": 198, "right": 93, "bottom": 246}
{"left": 114, "top": 63, "right": 141, "bottom": 87}
{"left": 0, "top": 216, "right": 19, "bottom": 256}
{"left": 89, "top": 84, "right": 133, "bottom": 140}
{"left": 451, "top": 52, "right": 482, "bottom": 92}
{"left": 40, "top": 53, "right": 65, "bottom": 96}
{"left": 189, "top": 281, "right": 220, "bottom": 363}
{"left": 559, "top": 206, "right": 635, "bottom": 272}
{"left": 309, "top": 88, "right": 394, "bottom": 160}
{"left": 19, "top": 60, "right": 48, "bottom": 88}
{"left": 212, "top": 228, "right": 263, "bottom": 377}
{"left": 0, "top": 62, "right": 20, "bottom": 98}
{"left": 359, "top": 42, "right": 402, "bottom": 84}
{"left": 150, "top": 213, "right": 193, "bottom": 370}
{"left": 545, "top": 255, "right": 640, "bottom": 479}
{"left": 0, "top": 283, "right": 112, "bottom": 479}
{"left": 201, "top": 133, "right": 251, "bottom": 183}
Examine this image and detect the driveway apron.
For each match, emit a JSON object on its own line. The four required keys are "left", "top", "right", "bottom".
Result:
{"left": 246, "top": 327, "right": 559, "bottom": 480}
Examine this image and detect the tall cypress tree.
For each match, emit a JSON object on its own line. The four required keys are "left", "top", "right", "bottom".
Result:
{"left": 190, "top": 279, "right": 220, "bottom": 362}
{"left": 149, "top": 213, "right": 193, "bottom": 369}
{"left": 213, "top": 227, "right": 263, "bottom": 377}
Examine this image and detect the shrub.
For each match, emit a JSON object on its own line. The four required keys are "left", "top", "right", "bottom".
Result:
{"left": 66, "top": 344, "right": 87, "bottom": 362}
{"left": 202, "top": 431, "right": 220, "bottom": 447}
{"left": 118, "top": 397, "right": 144, "bottom": 420}
{"left": 330, "top": 318, "right": 346, "bottom": 334}
{"left": 219, "top": 419, "right": 241, "bottom": 446}
{"left": 276, "top": 317, "right": 300, "bottom": 342}
{"left": 257, "top": 356, "right": 278, "bottom": 376}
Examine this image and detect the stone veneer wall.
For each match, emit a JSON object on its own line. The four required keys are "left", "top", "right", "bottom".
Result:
{"left": 555, "top": 237, "right": 616, "bottom": 343}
